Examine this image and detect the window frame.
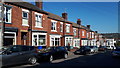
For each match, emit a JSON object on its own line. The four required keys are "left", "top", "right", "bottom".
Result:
{"left": 51, "top": 20, "right": 57, "bottom": 32}
{"left": 60, "top": 22, "right": 63, "bottom": 32}
{"left": 22, "top": 9, "right": 29, "bottom": 26}
{"left": 4, "top": 6, "right": 12, "bottom": 23}
{"left": 66, "top": 24, "right": 70, "bottom": 33}
{"left": 35, "top": 12, "right": 43, "bottom": 28}
{"left": 82, "top": 31, "right": 85, "bottom": 36}
{"left": 73, "top": 28, "right": 77, "bottom": 36}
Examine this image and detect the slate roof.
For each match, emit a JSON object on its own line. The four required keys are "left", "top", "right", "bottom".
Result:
{"left": 5, "top": 2, "right": 48, "bottom": 14}
{"left": 47, "top": 12, "right": 65, "bottom": 22}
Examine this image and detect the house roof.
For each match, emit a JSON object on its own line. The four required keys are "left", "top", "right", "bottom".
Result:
{"left": 5, "top": 2, "right": 48, "bottom": 14}
{"left": 47, "top": 12, "right": 65, "bottom": 22}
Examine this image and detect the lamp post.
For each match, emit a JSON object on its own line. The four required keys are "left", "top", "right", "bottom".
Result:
{"left": 0, "top": 1, "right": 4, "bottom": 48}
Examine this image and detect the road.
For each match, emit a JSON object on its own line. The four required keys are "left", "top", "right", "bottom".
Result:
{"left": 5, "top": 51, "right": 120, "bottom": 68}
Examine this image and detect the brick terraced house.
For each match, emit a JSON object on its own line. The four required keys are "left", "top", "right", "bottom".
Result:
{"left": 0, "top": 1, "right": 105, "bottom": 48}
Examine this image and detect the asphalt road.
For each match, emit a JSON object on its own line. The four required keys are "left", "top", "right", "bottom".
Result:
{"left": 5, "top": 51, "right": 120, "bottom": 68}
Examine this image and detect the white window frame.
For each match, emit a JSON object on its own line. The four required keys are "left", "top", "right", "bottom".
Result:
{"left": 66, "top": 24, "right": 70, "bottom": 33}
{"left": 4, "top": 6, "right": 12, "bottom": 23}
{"left": 87, "top": 33, "right": 89, "bottom": 38}
{"left": 51, "top": 20, "right": 57, "bottom": 32}
{"left": 35, "top": 12, "right": 43, "bottom": 28}
{"left": 22, "top": 9, "right": 29, "bottom": 26}
{"left": 73, "top": 39, "right": 80, "bottom": 48}
{"left": 82, "top": 31, "right": 85, "bottom": 36}
{"left": 60, "top": 22, "right": 63, "bottom": 32}
{"left": 92, "top": 32, "right": 94, "bottom": 38}
{"left": 65, "top": 37, "right": 73, "bottom": 46}
{"left": 32, "top": 33, "right": 47, "bottom": 46}
{"left": 73, "top": 28, "right": 77, "bottom": 36}
{"left": 50, "top": 35, "right": 61, "bottom": 46}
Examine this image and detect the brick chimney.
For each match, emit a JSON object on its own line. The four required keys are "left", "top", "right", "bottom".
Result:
{"left": 87, "top": 25, "right": 90, "bottom": 29}
{"left": 35, "top": 0, "right": 43, "bottom": 10}
{"left": 77, "top": 19, "right": 81, "bottom": 25}
{"left": 62, "top": 13, "right": 68, "bottom": 20}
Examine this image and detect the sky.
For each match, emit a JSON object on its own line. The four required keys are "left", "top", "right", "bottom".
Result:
{"left": 44, "top": 2, "right": 118, "bottom": 33}
{"left": 24, "top": 0, "right": 119, "bottom": 33}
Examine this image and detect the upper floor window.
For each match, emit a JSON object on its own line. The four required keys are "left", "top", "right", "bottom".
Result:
{"left": 92, "top": 32, "right": 94, "bottom": 38}
{"left": 82, "top": 31, "right": 85, "bottom": 36}
{"left": 73, "top": 28, "right": 77, "bottom": 36}
{"left": 66, "top": 24, "right": 70, "bottom": 33}
{"left": 60, "top": 22, "right": 63, "bottom": 32}
{"left": 51, "top": 20, "right": 57, "bottom": 32}
{"left": 22, "top": 9, "right": 29, "bottom": 26}
{"left": 87, "top": 33, "right": 89, "bottom": 38}
{"left": 4, "top": 6, "right": 12, "bottom": 23}
{"left": 90, "top": 32, "right": 92, "bottom": 38}
{"left": 35, "top": 12, "right": 43, "bottom": 28}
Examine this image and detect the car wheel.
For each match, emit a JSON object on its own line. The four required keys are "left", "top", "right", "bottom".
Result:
{"left": 64, "top": 53, "right": 68, "bottom": 59}
{"left": 29, "top": 57, "right": 37, "bottom": 65}
{"left": 49, "top": 55, "right": 53, "bottom": 62}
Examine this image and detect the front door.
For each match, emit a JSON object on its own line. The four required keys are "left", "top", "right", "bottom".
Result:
{"left": 21, "top": 32, "right": 27, "bottom": 45}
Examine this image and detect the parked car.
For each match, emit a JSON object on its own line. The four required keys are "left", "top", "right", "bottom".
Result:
{"left": 106, "top": 46, "right": 112, "bottom": 50}
{"left": 98, "top": 46, "right": 107, "bottom": 51}
{"left": 89, "top": 46, "right": 98, "bottom": 53}
{"left": 37, "top": 46, "right": 68, "bottom": 62}
{"left": 106, "top": 46, "right": 116, "bottom": 50}
{"left": 0, "top": 45, "right": 38, "bottom": 67}
{"left": 112, "top": 47, "right": 120, "bottom": 57}
{"left": 74, "top": 46, "right": 91, "bottom": 55}
{"left": 65, "top": 46, "right": 74, "bottom": 51}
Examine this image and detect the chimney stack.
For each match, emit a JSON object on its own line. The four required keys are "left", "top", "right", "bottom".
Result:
{"left": 35, "top": 0, "right": 43, "bottom": 10}
{"left": 87, "top": 25, "right": 90, "bottom": 29}
{"left": 77, "top": 19, "right": 81, "bottom": 25}
{"left": 62, "top": 13, "right": 68, "bottom": 20}
{"left": 95, "top": 31, "right": 98, "bottom": 33}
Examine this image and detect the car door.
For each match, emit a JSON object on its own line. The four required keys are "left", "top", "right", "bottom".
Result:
{"left": 18, "top": 46, "right": 32, "bottom": 63}
{"left": 2, "top": 45, "right": 22, "bottom": 66}
{"left": 51, "top": 47, "right": 60, "bottom": 59}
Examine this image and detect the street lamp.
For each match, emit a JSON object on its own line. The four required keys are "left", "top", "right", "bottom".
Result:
{"left": 0, "top": 1, "right": 4, "bottom": 48}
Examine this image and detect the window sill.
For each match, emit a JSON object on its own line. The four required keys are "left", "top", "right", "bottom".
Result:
{"left": 51, "top": 30, "right": 57, "bottom": 32}
{"left": 5, "top": 22, "right": 12, "bottom": 24}
{"left": 66, "top": 32, "right": 70, "bottom": 33}
{"left": 22, "top": 24, "right": 29, "bottom": 26}
{"left": 35, "top": 26, "right": 43, "bottom": 28}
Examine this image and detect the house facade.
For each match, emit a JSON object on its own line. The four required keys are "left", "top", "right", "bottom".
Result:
{"left": 0, "top": 1, "right": 104, "bottom": 48}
